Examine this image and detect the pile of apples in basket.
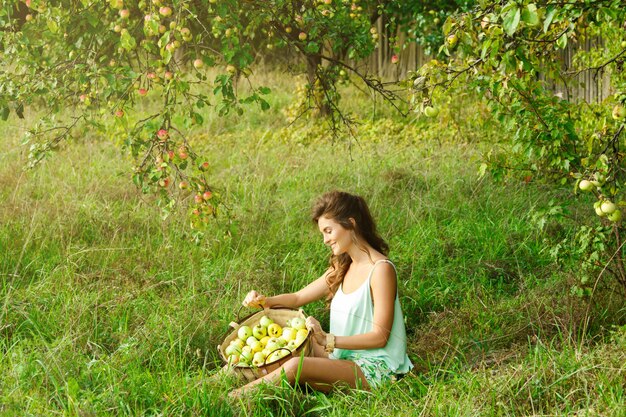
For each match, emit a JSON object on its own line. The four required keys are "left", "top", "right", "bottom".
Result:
{"left": 224, "top": 315, "right": 309, "bottom": 367}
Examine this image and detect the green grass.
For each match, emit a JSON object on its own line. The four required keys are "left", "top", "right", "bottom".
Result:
{"left": 1, "top": 72, "right": 625, "bottom": 416}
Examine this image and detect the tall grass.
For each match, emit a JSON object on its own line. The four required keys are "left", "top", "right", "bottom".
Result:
{"left": 1, "top": 72, "right": 625, "bottom": 416}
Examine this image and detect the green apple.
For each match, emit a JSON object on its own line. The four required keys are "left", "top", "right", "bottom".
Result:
{"left": 259, "top": 315, "right": 273, "bottom": 327}
{"left": 286, "top": 339, "right": 298, "bottom": 351}
{"left": 239, "top": 346, "right": 253, "bottom": 363}
{"left": 252, "top": 324, "right": 267, "bottom": 339}
{"left": 446, "top": 33, "right": 458, "bottom": 47}
{"left": 578, "top": 179, "right": 594, "bottom": 191}
{"left": 252, "top": 351, "right": 266, "bottom": 367}
{"left": 282, "top": 327, "right": 296, "bottom": 341}
{"left": 290, "top": 317, "right": 306, "bottom": 330}
{"left": 225, "top": 343, "right": 241, "bottom": 356}
{"left": 295, "top": 328, "right": 308, "bottom": 343}
{"left": 424, "top": 106, "right": 439, "bottom": 117}
{"left": 246, "top": 336, "right": 257, "bottom": 347}
{"left": 601, "top": 200, "right": 616, "bottom": 214}
{"left": 265, "top": 338, "right": 281, "bottom": 352}
{"left": 249, "top": 339, "right": 263, "bottom": 352}
{"left": 613, "top": 105, "right": 626, "bottom": 120}
{"left": 608, "top": 209, "right": 622, "bottom": 222}
{"left": 238, "top": 325, "right": 253, "bottom": 341}
{"left": 595, "top": 206, "right": 605, "bottom": 217}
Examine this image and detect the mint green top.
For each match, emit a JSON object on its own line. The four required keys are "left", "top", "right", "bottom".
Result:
{"left": 329, "top": 259, "right": 413, "bottom": 374}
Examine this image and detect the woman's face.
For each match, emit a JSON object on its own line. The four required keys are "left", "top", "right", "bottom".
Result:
{"left": 317, "top": 215, "right": 353, "bottom": 256}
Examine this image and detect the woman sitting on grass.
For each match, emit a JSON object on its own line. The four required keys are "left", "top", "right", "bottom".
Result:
{"left": 230, "top": 190, "right": 413, "bottom": 397}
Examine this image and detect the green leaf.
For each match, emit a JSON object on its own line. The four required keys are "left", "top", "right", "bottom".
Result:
{"left": 15, "top": 103, "right": 24, "bottom": 119}
{"left": 442, "top": 18, "right": 454, "bottom": 36}
{"left": 503, "top": 7, "right": 521, "bottom": 36}
{"left": 47, "top": 19, "right": 59, "bottom": 34}
{"left": 120, "top": 31, "right": 136, "bottom": 51}
{"left": 521, "top": 4, "right": 539, "bottom": 26}
{"left": 0, "top": 106, "right": 9, "bottom": 121}
{"left": 543, "top": 7, "right": 557, "bottom": 33}
{"left": 556, "top": 32, "right": 567, "bottom": 49}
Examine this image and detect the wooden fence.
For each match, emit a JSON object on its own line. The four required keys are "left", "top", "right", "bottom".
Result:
{"left": 360, "top": 21, "right": 612, "bottom": 104}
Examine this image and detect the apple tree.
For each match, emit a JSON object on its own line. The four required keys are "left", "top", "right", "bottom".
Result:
{"left": 0, "top": 0, "right": 422, "bottom": 239}
{"left": 410, "top": 0, "right": 626, "bottom": 292}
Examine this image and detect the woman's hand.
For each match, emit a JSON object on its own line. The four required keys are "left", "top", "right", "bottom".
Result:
{"left": 305, "top": 316, "right": 327, "bottom": 346}
{"left": 242, "top": 290, "right": 266, "bottom": 308}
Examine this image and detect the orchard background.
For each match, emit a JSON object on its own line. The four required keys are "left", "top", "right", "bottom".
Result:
{"left": 1, "top": 0, "right": 626, "bottom": 415}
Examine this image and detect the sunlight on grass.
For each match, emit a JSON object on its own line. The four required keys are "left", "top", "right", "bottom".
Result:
{"left": 1, "top": 72, "right": 625, "bottom": 416}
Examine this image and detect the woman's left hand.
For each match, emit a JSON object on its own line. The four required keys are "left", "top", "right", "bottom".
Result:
{"left": 305, "top": 316, "right": 326, "bottom": 345}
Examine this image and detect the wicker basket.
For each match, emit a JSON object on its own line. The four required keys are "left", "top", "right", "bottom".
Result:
{"left": 217, "top": 307, "right": 312, "bottom": 382}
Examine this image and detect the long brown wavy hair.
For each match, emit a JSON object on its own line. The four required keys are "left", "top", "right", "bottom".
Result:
{"left": 311, "top": 190, "right": 389, "bottom": 304}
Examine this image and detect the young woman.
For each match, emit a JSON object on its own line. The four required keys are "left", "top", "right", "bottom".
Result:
{"left": 230, "top": 190, "right": 413, "bottom": 397}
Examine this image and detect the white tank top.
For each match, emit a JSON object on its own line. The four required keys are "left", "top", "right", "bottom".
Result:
{"left": 329, "top": 259, "right": 413, "bottom": 374}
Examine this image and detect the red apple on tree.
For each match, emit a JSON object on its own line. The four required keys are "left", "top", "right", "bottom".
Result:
{"left": 203, "top": 191, "right": 212, "bottom": 200}
{"left": 193, "top": 58, "right": 204, "bottom": 69}
{"left": 157, "top": 129, "right": 169, "bottom": 140}
{"left": 199, "top": 161, "right": 209, "bottom": 171}
{"left": 298, "top": 32, "right": 307, "bottom": 41}
{"left": 391, "top": 54, "right": 399, "bottom": 64}
{"left": 114, "top": 109, "right": 124, "bottom": 117}
{"left": 119, "top": 9, "right": 130, "bottom": 19}
{"left": 159, "top": 6, "right": 172, "bottom": 17}
{"left": 138, "top": 88, "right": 148, "bottom": 96}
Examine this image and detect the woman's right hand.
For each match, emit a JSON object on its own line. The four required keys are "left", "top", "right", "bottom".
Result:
{"left": 242, "top": 290, "right": 266, "bottom": 308}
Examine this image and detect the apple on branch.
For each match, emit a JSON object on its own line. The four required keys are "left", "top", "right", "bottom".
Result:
{"left": 157, "top": 129, "right": 169, "bottom": 140}
{"left": 159, "top": 6, "right": 172, "bottom": 17}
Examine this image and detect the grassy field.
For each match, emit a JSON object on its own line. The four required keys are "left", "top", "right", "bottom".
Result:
{"left": 1, "top": 72, "right": 625, "bottom": 416}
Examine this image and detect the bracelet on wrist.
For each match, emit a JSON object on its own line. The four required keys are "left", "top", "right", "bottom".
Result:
{"left": 325, "top": 333, "right": 335, "bottom": 353}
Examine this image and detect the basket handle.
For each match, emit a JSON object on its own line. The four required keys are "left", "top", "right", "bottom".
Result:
{"left": 263, "top": 347, "right": 293, "bottom": 366}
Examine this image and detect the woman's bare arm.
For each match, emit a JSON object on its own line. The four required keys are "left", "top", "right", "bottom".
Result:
{"left": 243, "top": 268, "right": 332, "bottom": 309}
{"left": 309, "top": 262, "right": 396, "bottom": 350}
